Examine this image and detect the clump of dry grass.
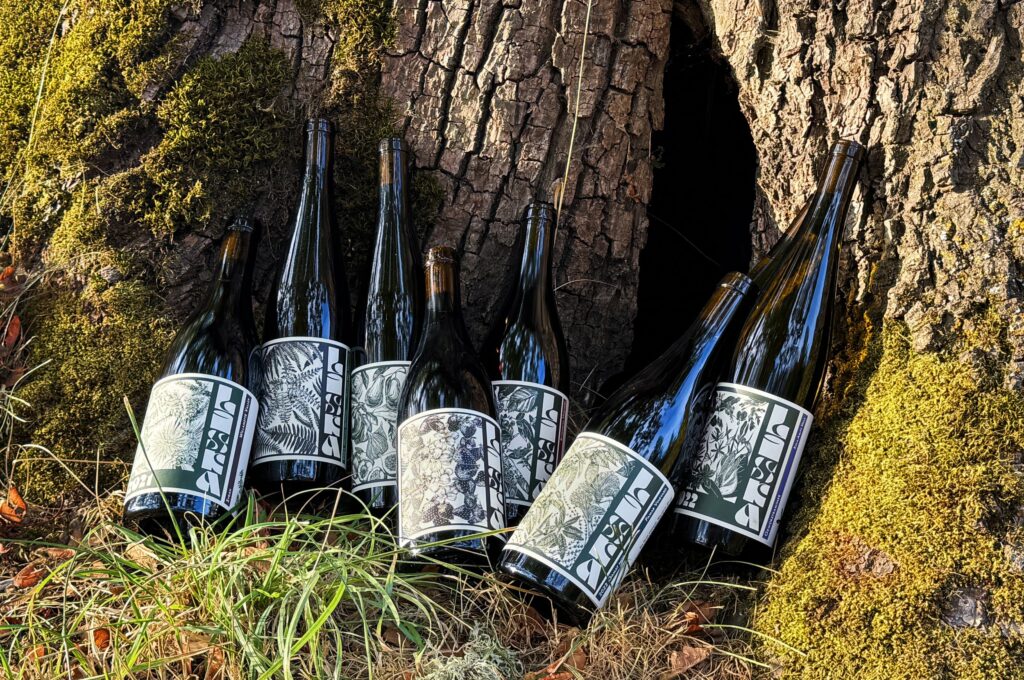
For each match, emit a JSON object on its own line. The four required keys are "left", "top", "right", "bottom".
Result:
{"left": 0, "top": 488, "right": 769, "bottom": 680}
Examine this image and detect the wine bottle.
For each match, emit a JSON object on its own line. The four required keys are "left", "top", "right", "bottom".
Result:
{"left": 124, "top": 216, "right": 261, "bottom": 534}
{"left": 501, "top": 272, "right": 756, "bottom": 622}
{"left": 396, "top": 246, "right": 505, "bottom": 561}
{"left": 747, "top": 203, "right": 809, "bottom": 288}
{"left": 483, "top": 202, "right": 570, "bottom": 526}
{"left": 675, "top": 139, "right": 865, "bottom": 556}
{"left": 351, "top": 138, "right": 423, "bottom": 514}
{"left": 249, "top": 119, "right": 353, "bottom": 510}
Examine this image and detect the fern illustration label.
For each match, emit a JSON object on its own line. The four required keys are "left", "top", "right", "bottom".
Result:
{"left": 252, "top": 337, "right": 350, "bottom": 467}
{"left": 675, "top": 382, "right": 813, "bottom": 546}
{"left": 126, "top": 373, "right": 258, "bottom": 511}
{"left": 504, "top": 433, "right": 673, "bottom": 608}
{"left": 397, "top": 408, "right": 505, "bottom": 544}
{"left": 351, "top": 361, "right": 409, "bottom": 492}
{"left": 493, "top": 381, "right": 569, "bottom": 506}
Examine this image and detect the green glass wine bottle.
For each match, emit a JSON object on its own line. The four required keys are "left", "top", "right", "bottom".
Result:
{"left": 747, "top": 203, "right": 809, "bottom": 288}
{"left": 124, "top": 216, "right": 260, "bottom": 535}
{"left": 675, "top": 139, "right": 865, "bottom": 556}
{"left": 249, "top": 119, "right": 353, "bottom": 511}
{"left": 483, "top": 201, "right": 570, "bottom": 526}
{"left": 396, "top": 247, "right": 505, "bottom": 562}
{"left": 501, "top": 272, "right": 756, "bottom": 623}
{"left": 351, "top": 138, "right": 423, "bottom": 515}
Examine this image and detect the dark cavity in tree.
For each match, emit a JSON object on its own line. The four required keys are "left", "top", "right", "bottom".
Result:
{"left": 606, "top": 10, "right": 757, "bottom": 394}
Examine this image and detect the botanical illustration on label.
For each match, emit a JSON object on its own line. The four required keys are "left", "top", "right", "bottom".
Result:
{"left": 252, "top": 337, "right": 350, "bottom": 467}
{"left": 126, "top": 373, "right": 258, "bottom": 510}
{"left": 504, "top": 433, "right": 674, "bottom": 608}
{"left": 351, "top": 361, "right": 409, "bottom": 492}
{"left": 493, "top": 381, "right": 569, "bottom": 506}
{"left": 675, "top": 382, "right": 813, "bottom": 546}
{"left": 397, "top": 408, "right": 505, "bottom": 544}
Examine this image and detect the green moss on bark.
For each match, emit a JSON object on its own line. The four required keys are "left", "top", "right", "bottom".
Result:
{"left": 755, "top": 324, "right": 1024, "bottom": 678}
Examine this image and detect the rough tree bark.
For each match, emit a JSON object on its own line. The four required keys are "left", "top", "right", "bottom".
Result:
{"left": 380, "top": 0, "right": 672, "bottom": 395}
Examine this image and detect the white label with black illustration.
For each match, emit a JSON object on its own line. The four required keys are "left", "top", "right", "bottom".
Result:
{"left": 397, "top": 408, "right": 505, "bottom": 545}
{"left": 493, "top": 380, "right": 569, "bottom": 506}
{"left": 252, "top": 337, "right": 350, "bottom": 467}
{"left": 503, "top": 433, "right": 674, "bottom": 609}
{"left": 351, "top": 360, "right": 409, "bottom": 492}
{"left": 126, "top": 373, "right": 258, "bottom": 511}
{"left": 675, "top": 382, "right": 813, "bottom": 546}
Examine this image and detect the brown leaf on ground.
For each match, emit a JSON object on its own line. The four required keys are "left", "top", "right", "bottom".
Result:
{"left": 681, "top": 600, "right": 718, "bottom": 634}
{"left": 23, "top": 643, "right": 45, "bottom": 660}
{"left": 124, "top": 542, "right": 159, "bottom": 570}
{"left": 41, "top": 547, "right": 76, "bottom": 561}
{"left": 92, "top": 628, "right": 111, "bottom": 651}
{"left": 3, "top": 365, "right": 27, "bottom": 388}
{"left": 204, "top": 645, "right": 226, "bottom": 680}
{"left": 3, "top": 315, "right": 21, "bottom": 349}
{"left": 0, "top": 486, "right": 28, "bottom": 523}
{"left": 658, "top": 646, "right": 711, "bottom": 679}
{"left": 13, "top": 563, "right": 45, "bottom": 588}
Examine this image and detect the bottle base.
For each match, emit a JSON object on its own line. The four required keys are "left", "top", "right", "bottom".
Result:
{"left": 499, "top": 551, "right": 594, "bottom": 626}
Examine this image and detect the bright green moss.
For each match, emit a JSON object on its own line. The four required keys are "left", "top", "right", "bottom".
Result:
{"left": 16, "top": 280, "right": 173, "bottom": 497}
{"left": 0, "top": 0, "right": 62, "bottom": 177}
{"left": 143, "top": 38, "right": 292, "bottom": 237}
{"left": 755, "top": 324, "right": 1024, "bottom": 678}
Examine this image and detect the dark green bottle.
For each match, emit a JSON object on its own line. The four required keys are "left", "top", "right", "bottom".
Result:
{"left": 676, "top": 140, "right": 865, "bottom": 556}
{"left": 396, "top": 247, "right": 505, "bottom": 562}
{"left": 124, "top": 216, "right": 260, "bottom": 535}
{"left": 351, "top": 139, "right": 423, "bottom": 514}
{"left": 747, "top": 203, "right": 809, "bottom": 288}
{"left": 483, "top": 202, "right": 570, "bottom": 526}
{"left": 501, "top": 273, "right": 756, "bottom": 623}
{"left": 249, "top": 119, "right": 353, "bottom": 510}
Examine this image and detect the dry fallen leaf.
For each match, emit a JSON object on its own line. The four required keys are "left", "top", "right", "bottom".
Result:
{"left": 92, "top": 628, "right": 111, "bottom": 651}
{"left": 0, "top": 486, "right": 28, "bottom": 523}
{"left": 23, "top": 643, "right": 45, "bottom": 660}
{"left": 13, "top": 563, "right": 45, "bottom": 588}
{"left": 204, "top": 646, "right": 226, "bottom": 680}
{"left": 3, "top": 315, "right": 20, "bottom": 349}
{"left": 659, "top": 646, "right": 711, "bottom": 679}
{"left": 41, "top": 547, "right": 76, "bottom": 561}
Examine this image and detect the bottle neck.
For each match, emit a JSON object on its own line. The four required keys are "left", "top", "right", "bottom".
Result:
{"left": 207, "top": 229, "right": 253, "bottom": 313}
{"left": 303, "top": 125, "right": 332, "bottom": 192}
{"left": 803, "top": 146, "right": 862, "bottom": 242}
{"left": 425, "top": 260, "right": 459, "bottom": 320}
{"left": 514, "top": 205, "right": 556, "bottom": 305}
{"left": 378, "top": 143, "right": 411, "bottom": 243}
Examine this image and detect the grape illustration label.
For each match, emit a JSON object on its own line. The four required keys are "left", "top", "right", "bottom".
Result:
{"left": 126, "top": 373, "right": 258, "bottom": 510}
{"left": 397, "top": 408, "right": 505, "bottom": 545}
{"left": 252, "top": 337, "right": 350, "bottom": 467}
{"left": 675, "top": 382, "right": 813, "bottom": 546}
{"left": 504, "top": 433, "right": 674, "bottom": 608}
{"left": 351, "top": 361, "right": 409, "bottom": 492}
{"left": 493, "top": 380, "right": 569, "bottom": 506}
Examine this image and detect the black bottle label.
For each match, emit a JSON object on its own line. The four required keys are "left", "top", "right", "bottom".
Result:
{"left": 503, "top": 433, "right": 673, "bottom": 608}
{"left": 492, "top": 381, "right": 569, "bottom": 507}
{"left": 126, "top": 373, "right": 258, "bottom": 511}
{"left": 350, "top": 360, "right": 409, "bottom": 492}
{"left": 252, "top": 337, "right": 350, "bottom": 468}
{"left": 675, "top": 382, "right": 813, "bottom": 546}
{"left": 396, "top": 408, "right": 505, "bottom": 545}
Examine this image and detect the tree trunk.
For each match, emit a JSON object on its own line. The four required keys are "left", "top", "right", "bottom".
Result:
{"left": 380, "top": 0, "right": 672, "bottom": 395}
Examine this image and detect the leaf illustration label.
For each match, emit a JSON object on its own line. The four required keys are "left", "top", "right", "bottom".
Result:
{"left": 504, "top": 433, "right": 674, "bottom": 609}
{"left": 492, "top": 380, "right": 569, "bottom": 506}
{"left": 351, "top": 360, "right": 409, "bottom": 492}
{"left": 675, "top": 382, "right": 813, "bottom": 546}
{"left": 397, "top": 408, "right": 505, "bottom": 545}
{"left": 252, "top": 337, "right": 350, "bottom": 467}
{"left": 126, "top": 373, "right": 258, "bottom": 511}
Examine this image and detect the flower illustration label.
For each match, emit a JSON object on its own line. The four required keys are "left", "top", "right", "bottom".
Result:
{"left": 397, "top": 408, "right": 505, "bottom": 544}
{"left": 252, "top": 337, "right": 350, "bottom": 467}
{"left": 504, "top": 433, "right": 674, "bottom": 609}
{"left": 126, "top": 373, "right": 258, "bottom": 511}
{"left": 351, "top": 361, "right": 409, "bottom": 492}
{"left": 493, "top": 381, "right": 569, "bottom": 506}
{"left": 675, "top": 382, "right": 813, "bottom": 546}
